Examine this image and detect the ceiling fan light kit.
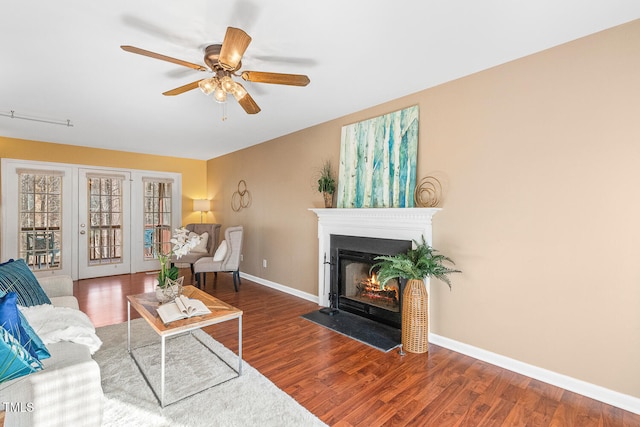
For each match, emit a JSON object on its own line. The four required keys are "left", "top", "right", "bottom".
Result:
{"left": 121, "top": 26, "right": 309, "bottom": 119}
{"left": 198, "top": 78, "right": 218, "bottom": 95}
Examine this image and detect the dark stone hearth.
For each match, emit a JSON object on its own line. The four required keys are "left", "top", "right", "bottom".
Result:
{"left": 301, "top": 309, "right": 401, "bottom": 352}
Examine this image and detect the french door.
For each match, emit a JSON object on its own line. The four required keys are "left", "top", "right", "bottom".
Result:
{"left": 78, "top": 169, "right": 131, "bottom": 279}
{"left": 2, "top": 159, "right": 182, "bottom": 281}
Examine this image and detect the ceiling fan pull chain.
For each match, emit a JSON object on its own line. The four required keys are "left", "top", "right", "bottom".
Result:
{"left": 221, "top": 102, "right": 228, "bottom": 122}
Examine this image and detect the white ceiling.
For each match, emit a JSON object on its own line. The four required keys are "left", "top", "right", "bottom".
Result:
{"left": 1, "top": 1, "right": 638, "bottom": 160}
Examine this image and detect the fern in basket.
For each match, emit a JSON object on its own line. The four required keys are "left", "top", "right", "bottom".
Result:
{"left": 372, "top": 236, "right": 461, "bottom": 289}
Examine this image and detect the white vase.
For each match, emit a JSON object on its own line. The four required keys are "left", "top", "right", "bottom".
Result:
{"left": 155, "top": 277, "right": 183, "bottom": 303}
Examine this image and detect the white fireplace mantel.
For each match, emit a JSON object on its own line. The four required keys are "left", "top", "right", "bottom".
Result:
{"left": 309, "top": 208, "right": 440, "bottom": 307}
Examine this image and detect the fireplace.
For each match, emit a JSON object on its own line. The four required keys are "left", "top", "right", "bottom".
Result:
{"left": 331, "top": 235, "right": 411, "bottom": 328}
{"left": 310, "top": 207, "right": 440, "bottom": 312}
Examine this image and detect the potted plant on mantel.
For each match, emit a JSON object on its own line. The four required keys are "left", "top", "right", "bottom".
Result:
{"left": 371, "top": 236, "right": 460, "bottom": 354}
{"left": 317, "top": 160, "right": 336, "bottom": 208}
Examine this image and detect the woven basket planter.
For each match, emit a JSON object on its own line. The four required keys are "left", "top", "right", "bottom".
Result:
{"left": 402, "top": 278, "right": 429, "bottom": 353}
{"left": 323, "top": 192, "right": 333, "bottom": 208}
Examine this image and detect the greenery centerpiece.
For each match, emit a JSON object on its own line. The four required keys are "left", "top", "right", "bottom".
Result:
{"left": 155, "top": 227, "right": 201, "bottom": 302}
{"left": 371, "top": 236, "right": 460, "bottom": 353}
{"left": 317, "top": 160, "right": 336, "bottom": 208}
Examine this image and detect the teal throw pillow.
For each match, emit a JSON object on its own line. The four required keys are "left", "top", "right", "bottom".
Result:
{"left": 0, "top": 326, "right": 43, "bottom": 383}
{"left": 0, "top": 259, "right": 51, "bottom": 306}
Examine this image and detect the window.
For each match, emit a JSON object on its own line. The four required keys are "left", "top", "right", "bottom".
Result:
{"left": 143, "top": 179, "right": 173, "bottom": 260}
{"left": 87, "top": 175, "right": 124, "bottom": 265}
{"left": 18, "top": 171, "right": 62, "bottom": 270}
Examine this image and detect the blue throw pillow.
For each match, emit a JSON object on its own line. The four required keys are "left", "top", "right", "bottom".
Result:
{"left": 0, "top": 326, "right": 43, "bottom": 383}
{"left": 0, "top": 292, "right": 41, "bottom": 360}
{"left": 0, "top": 259, "right": 51, "bottom": 306}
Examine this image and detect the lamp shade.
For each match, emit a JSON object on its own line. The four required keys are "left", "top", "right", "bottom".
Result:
{"left": 193, "top": 199, "right": 210, "bottom": 212}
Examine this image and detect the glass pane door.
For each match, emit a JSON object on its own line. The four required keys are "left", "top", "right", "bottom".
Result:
{"left": 143, "top": 180, "right": 173, "bottom": 261}
{"left": 78, "top": 169, "right": 131, "bottom": 279}
{"left": 18, "top": 173, "right": 62, "bottom": 271}
{"left": 88, "top": 176, "right": 123, "bottom": 265}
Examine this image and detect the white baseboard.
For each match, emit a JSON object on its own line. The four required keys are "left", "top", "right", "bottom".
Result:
{"left": 239, "top": 272, "right": 639, "bottom": 415}
{"left": 239, "top": 272, "right": 320, "bottom": 304}
{"left": 429, "top": 333, "right": 640, "bottom": 415}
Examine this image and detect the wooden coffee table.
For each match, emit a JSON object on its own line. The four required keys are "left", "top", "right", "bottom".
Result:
{"left": 127, "top": 285, "right": 243, "bottom": 407}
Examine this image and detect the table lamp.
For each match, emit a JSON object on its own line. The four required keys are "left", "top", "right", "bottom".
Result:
{"left": 193, "top": 199, "right": 210, "bottom": 223}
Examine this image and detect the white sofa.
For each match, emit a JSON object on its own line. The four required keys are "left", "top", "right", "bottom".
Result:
{"left": 0, "top": 275, "right": 103, "bottom": 427}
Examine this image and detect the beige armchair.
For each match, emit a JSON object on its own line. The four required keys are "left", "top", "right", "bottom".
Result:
{"left": 194, "top": 226, "right": 244, "bottom": 291}
{"left": 171, "top": 223, "right": 221, "bottom": 275}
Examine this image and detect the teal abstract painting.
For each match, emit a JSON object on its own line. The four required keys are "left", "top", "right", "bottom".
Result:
{"left": 337, "top": 105, "right": 419, "bottom": 208}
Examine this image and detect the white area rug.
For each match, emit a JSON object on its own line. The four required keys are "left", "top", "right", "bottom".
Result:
{"left": 95, "top": 319, "right": 326, "bottom": 427}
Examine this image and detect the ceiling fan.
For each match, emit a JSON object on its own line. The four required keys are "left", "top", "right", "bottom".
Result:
{"left": 121, "top": 26, "right": 310, "bottom": 115}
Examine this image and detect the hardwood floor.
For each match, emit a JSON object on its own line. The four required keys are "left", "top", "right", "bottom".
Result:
{"left": 76, "top": 271, "right": 640, "bottom": 426}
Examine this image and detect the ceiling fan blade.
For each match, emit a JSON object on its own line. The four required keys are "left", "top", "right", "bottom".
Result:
{"left": 162, "top": 80, "right": 203, "bottom": 96}
{"left": 121, "top": 45, "right": 207, "bottom": 72}
{"left": 232, "top": 82, "right": 261, "bottom": 114}
{"left": 241, "top": 71, "right": 310, "bottom": 87}
{"left": 218, "top": 27, "right": 252, "bottom": 71}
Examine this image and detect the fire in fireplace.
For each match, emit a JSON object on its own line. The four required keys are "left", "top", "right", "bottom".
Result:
{"left": 329, "top": 235, "right": 411, "bottom": 329}
{"left": 356, "top": 272, "right": 399, "bottom": 310}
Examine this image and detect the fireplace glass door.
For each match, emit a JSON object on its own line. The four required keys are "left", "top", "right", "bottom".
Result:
{"left": 330, "top": 234, "right": 412, "bottom": 329}
{"left": 342, "top": 253, "right": 400, "bottom": 312}
{"left": 337, "top": 249, "right": 403, "bottom": 328}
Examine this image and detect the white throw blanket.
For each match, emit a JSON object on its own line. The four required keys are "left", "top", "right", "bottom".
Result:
{"left": 19, "top": 304, "right": 103, "bottom": 354}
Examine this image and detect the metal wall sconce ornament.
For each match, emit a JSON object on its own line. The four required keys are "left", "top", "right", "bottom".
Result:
{"left": 231, "top": 180, "right": 252, "bottom": 212}
{"left": 414, "top": 176, "right": 442, "bottom": 207}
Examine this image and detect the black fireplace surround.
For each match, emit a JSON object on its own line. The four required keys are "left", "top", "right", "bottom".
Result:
{"left": 329, "top": 234, "right": 411, "bottom": 329}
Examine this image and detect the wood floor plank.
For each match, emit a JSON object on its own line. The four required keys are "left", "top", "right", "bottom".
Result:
{"left": 429, "top": 387, "right": 481, "bottom": 426}
{"left": 74, "top": 271, "right": 640, "bottom": 426}
{"left": 479, "top": 398, "right": 517, "bottom": 426}
{"left": 527, "top": 395, "right": 559, "bottom": 427}
{"left": 457, "top": 388, "right": 500, "bottom": 427}
{"left": 501, "top": 402, "right": 531, "bottom": 427}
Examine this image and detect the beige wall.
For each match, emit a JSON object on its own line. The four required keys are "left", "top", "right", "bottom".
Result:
{"left": 207, "top": 20, "right": 640, "bottom": 398}
{"left": 0, "top": 137, "right": 208, "bottom": 224}
{"left": 206, "top": 124, "right": 340, "bottom": 294}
